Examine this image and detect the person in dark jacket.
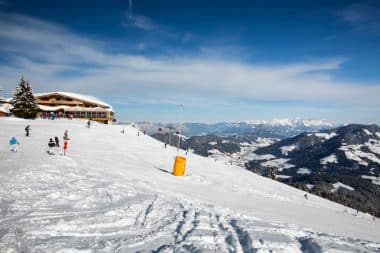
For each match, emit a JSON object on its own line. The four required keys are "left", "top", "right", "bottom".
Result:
{"left": 47, "top": 138, "right": 56, "bottom": 155}
{"left": 48, "top": 138, "right": 56, "bottom": 148}
{"left": 25, "top": 125, "right": 31, "bottom": 137}
{"left": 54, "top": 136, "right": 60, "bottom": 147}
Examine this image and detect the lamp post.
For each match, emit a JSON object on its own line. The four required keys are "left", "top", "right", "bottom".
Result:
{"left": 173, "top": 104, "right": 186, "bottom": 176}
{"left": 177, "top": 104, "right": 184, "bottom": 152}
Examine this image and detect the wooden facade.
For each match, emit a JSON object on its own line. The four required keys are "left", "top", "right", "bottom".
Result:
{"left": 35, "top": 92, "right": 114, "bottom": 124}
{"left": 0, "top": 99, "right": 11, "bottom": 117}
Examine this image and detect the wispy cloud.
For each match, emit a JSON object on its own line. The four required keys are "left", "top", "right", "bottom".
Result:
{"left": 0, "top": 12, "right": 379, "bottom": 113}
{"left": 124, "top": 0, "right": 176, "bottom": 39}
{"left": 337, "top": 2, "right": 380, "bottom": 34}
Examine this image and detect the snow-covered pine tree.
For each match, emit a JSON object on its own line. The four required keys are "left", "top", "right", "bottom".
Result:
{"left": 11, "top": 76, "right": 39, "bottom": 119}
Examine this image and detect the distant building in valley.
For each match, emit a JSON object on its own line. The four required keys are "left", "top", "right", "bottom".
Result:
{"left": 35, "top": 92, "right": 114, "bottom": 124}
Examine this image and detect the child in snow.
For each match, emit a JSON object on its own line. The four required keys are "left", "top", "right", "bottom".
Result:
{"left": 47, "top": 138, "right": 56, "bottom": 155}
{"left": 9, "top": 137, "right": 20, "bottom": 152}
{"left": 25, "top": 125, "right": 31, "bottom": 137}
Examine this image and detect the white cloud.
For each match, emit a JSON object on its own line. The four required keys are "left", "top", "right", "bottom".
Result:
{"left": 0, "top": 12, "right": 380, "bottom": 111}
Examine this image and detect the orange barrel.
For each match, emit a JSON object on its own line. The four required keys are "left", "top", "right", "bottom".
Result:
{"left": 173, "top": 156, "right": 186, "bottom": 176}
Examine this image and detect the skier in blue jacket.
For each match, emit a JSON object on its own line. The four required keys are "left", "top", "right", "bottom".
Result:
{"left": 9, "top": 137, "right": 20, "bottom": 152}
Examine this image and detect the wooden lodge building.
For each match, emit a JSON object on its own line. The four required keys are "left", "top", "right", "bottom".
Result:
{"left": 35, "top": 92, "right": 114, "bottom": 124}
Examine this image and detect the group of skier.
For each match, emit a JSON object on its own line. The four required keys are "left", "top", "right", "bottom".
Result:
{"left": 8, "top": 125, "right": 69, "bottom": 156}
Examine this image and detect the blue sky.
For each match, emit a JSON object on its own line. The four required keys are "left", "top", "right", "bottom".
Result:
{"left": 0, "top": 0, "right": 379, "bottom": 123}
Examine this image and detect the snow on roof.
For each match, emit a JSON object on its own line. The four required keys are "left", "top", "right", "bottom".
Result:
{"left": 38, "top": 104, "right": 112, "bottom": 112}
{"left": 35, "top": 92, "right": 113, "bottom": 110}
{"left": 0, "top": 103, "right": 13, "bottom": 114}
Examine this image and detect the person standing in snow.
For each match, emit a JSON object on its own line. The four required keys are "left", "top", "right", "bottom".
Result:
{"left": 270, "top": 168, "right": 276, "bottom": 180}
{"left": 47, "top": 138, "right": 56, "bottom": 155}
{"left": 54, "top": 136, "right": 60, "bottom": 147}
{"left": 63, "top": 130, "right": 69, "bottom": 140}
{"left": 9, "top": 137, "right": 20, "bottom": 152}
{"left": 25, "top": 125, "right": 31, "bottom": 137}
{"left": 87, "top": 119, "right": 91, "bottom": 128}
{"left": 63, "top": 140, "right": 68, "bottom": 155}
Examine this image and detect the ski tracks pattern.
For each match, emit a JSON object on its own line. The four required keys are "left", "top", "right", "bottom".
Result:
{"left": 0, "top": 159, "right": 379, "bottom": 252}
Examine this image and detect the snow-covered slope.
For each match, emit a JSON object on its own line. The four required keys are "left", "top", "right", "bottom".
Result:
{"left": 0, "top": 118, "right": 379, "bottom": 252}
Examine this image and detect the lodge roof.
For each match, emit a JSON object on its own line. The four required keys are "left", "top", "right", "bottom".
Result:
{"left": 34, "top": 91, "right": 113, "bottom": 110}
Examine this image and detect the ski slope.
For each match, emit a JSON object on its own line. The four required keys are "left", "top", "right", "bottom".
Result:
{"left": 0, "top": 118, "right": 379, "bottom": 252}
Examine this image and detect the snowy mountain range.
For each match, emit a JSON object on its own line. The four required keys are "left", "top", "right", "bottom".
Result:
{"left": 248, "top": 124, "right": 380, "bottom": 217}
{"left": 152, "top": 124, "right": 380, "bottom": 218}
{"left": 1, "top": 118, "right": 379, "bottom": 251}
{"left": 137, "top": 118, "right": 337, "bottom": 139}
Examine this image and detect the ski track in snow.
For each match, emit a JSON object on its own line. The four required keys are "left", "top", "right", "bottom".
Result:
{"left": 0, "top": 119, "right": 380, "bottom": 252}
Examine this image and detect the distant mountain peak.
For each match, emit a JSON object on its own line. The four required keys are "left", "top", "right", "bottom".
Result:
{"left": 244, "top": 118, "right": 336, "bottom": 127}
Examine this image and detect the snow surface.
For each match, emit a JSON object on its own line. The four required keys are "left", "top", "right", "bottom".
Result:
{"left": 248, "top": 153, "right": 276, "bottom": 161}
{"left": 339, "top": 144, "right": 380, "bottom": 166}
{"left": 261, "top": 158, "right": 295, "bottom": 171}
{"left": 208, "top": 141, "right": 217, "bottom": 146}
{"left": 314, "top": 132, "right": 337, "bottom": 140}
{"left": 367, "top": 139, "right": 380, "bottom": 155}
{"left": 280, "top": 145, "right": 297, "bottom": 155}
{"left": 297, "top": 168, "right": 311, "bottom": 175}
{"left": 1, "top": 118, "right": 379, "bottom": 252}
{"left": 331, "top": 182, "right": 355, "bottom": 193}
{"left": 208, "top": 137, "right": 275, "bottom": 167}
{"left": 361, "top": 175, "right": 380, "bottom": 186}
{"left": 363, "top": 129, "right": 373, "bottom": 135}
{"left": 207, "top": 149, "right": 221, "bottom": 154}
{"left": 275, "top": 175, "right": 292, "bottom": 179}
{"left": 320, "top": 154, "right": 338, "bottom": 165}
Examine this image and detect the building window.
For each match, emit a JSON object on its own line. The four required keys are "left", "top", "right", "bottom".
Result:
{"left": 80, "top": 112, "right": 86, "bottom": 118}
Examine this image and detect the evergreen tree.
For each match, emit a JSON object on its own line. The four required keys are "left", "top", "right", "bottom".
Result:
{"left": 11, "top": 76, "right": 39, "bottom": 119}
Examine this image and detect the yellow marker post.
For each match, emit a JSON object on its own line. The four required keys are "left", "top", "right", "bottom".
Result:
{"left": 173, "top": 156, "right": 186, "bottom": 176}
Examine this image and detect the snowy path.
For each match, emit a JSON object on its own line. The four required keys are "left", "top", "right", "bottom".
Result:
{"left": 0, "top": 118, "right": 380, "bottom": 252}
